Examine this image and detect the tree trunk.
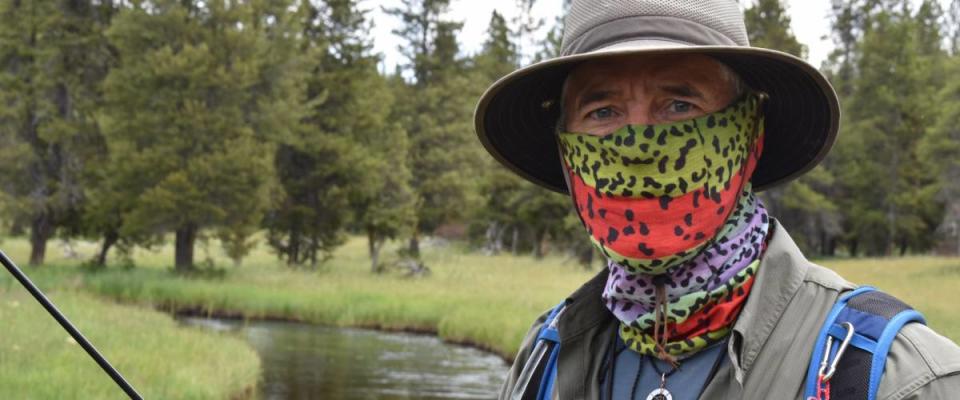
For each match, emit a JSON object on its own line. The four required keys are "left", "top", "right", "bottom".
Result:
{"left": 533, "top": 229, "right": 546, "bottom": 259}
{"left": 495, "top": 225, "right": 505, "bottom": 253}
{"left": 94, "top": 230, "right": 119, "bottom": 267}
{"left": 484, "top": 221, "right": 499, "bottom": 254}
{"left": 849, "top": 239, "right": 859, "bottom": 257}
{"left": 368, "top": 229, "right": 383, "bottom": 273}
{"left": 884, "top": 148, "right": 900, "bottom": 256}
{"left": 368, "top": 229, "right": 377, "bottom": 272}
{"left": 174, "top": 224, "right": 197, "bottom": 271}
{"left": 511, "top": 226, "right": 519, "bottom": 255}
{"left": 309, "top": 235, "right": 318, "bottom": 269}
{"left": 287, "top": 227, "right": 300, "bottom": 266}
{"left": 28, "top": 214, "right": 52, "bottom": 266}
{"left": 818, "top": 230, "right": 828, "bottom": 257}
{"left": 408, "top": 231, "right": 420, "bottom": 258}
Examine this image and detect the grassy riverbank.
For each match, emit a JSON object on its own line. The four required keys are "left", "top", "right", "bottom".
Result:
{"left": 3, "top": 234, "right": 960, "bottom": 376}
{"left": 79, "top": 237, "right": 598, "bottom": 360}
{"left": 1, "top": 235, "right": 596, "bottom": 361}
{"left": 0, "top": 286, "right": 259, "bottom": 399}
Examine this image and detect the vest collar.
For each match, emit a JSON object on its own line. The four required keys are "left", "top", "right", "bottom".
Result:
{"left": 558, "top": 265, "right": 613, "bottom": 342}
{"left": 728, "top": 220, "right": 809, "bottom": 384}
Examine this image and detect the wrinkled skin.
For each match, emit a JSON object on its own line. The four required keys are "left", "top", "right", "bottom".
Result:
{"left": 562, "top": 53, "right": 741, "bottom": 136}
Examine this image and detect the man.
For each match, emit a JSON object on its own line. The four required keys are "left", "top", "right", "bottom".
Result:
{"left": 473, "top": 0, "right": 960, "bottom": 399}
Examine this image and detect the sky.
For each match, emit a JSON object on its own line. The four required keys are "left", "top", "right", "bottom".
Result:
{"left": 367, "top": 0, "right": 836, "bottom": 72}
{"left": 367, "top": 0, "right": 952, "bottom": 73}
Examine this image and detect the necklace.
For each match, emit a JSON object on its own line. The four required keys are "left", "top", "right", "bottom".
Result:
{"left": 602, "top": 331, "right": 729, "bottom": 400}
{"left": 645, "top": 358, "right": 679, "bottom": 400}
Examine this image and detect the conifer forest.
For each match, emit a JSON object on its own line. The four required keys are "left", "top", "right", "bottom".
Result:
{"left": 1, "top": 0, "right": 960, "bottom": 273}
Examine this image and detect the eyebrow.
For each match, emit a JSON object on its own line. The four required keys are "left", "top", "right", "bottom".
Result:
{"left": 574, "top": 83, "right": 705, "bottom": 107}
{"left": 658, "top": 84, "right": 705, "bottom": 100}
{"left": 575, "top": 89, "right": 619, "bottom": 111}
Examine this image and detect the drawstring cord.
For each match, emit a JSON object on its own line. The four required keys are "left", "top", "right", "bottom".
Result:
{"left": 652, "top": 282, "right": 679, "bottom": 368}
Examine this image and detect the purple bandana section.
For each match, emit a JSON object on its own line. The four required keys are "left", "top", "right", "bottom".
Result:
{"left": 602, "top": 190, "right": 770, "bottom": 323}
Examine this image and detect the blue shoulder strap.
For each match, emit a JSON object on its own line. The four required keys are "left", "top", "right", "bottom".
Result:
{"left": 804, "top": 287, "right": 925, "bottom": 400}
{"left": 534, "top": 301, "right": 565, "bottom": 400}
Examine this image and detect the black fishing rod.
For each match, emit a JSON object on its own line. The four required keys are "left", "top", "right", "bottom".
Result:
{"left": 0, "top": 249, "right": 142, "bottom": 399}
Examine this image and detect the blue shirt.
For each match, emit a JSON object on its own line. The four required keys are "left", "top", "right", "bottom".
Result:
{"left": 600, "top": 336, "right": 727, "bottom": 400}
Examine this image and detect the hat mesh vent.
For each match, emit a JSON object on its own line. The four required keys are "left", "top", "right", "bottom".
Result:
{"left": 563, "top": 0, "right": 749, "bottom": 48}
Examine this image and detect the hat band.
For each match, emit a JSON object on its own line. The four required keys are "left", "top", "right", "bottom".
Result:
{"left": 562, "top": 15, "right": 742, "bottom": 56}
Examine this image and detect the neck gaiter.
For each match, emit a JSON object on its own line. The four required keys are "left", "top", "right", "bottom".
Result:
{"left": 558, "top": 93, "right": 770, "bottom": 361}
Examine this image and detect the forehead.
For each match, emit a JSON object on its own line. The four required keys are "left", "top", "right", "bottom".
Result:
{"left": 562, "top": 54, "right": 733, "bottom": 101}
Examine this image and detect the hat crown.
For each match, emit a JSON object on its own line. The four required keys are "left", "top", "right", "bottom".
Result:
{"left": 561, "top": 0, "right": 750, "bottom": 54}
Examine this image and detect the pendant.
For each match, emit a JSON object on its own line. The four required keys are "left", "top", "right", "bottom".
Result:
{"left": 645, "top": 388, "right": 672, "bottom": 400}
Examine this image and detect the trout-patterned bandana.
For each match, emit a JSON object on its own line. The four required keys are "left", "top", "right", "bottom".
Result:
{"left": 610, "top": 191, "right": 768, "bottom": 357}
{"left": 558, "top": 93, "right": 770, "bottom": 359}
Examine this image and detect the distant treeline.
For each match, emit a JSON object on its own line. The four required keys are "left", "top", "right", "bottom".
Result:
{"left": 0, "top": 0, "right": 958, "bottom": 272}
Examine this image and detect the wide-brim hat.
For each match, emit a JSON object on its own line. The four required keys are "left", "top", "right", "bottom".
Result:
{"left": 474, "top": 0, "right": 840, "bottom": 193}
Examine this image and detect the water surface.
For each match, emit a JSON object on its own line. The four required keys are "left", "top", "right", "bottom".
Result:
{"left": 181, "top": 317, "right": 508, "bottom": 400}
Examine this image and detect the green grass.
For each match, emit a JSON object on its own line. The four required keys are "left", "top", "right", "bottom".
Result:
{"left": 0, "top": 287, "right": 260, "bottom": 399}
{"left": 74, "top": 237, "right": 598, "bottom": 360}
{"left": 2, "top": 234, "right": 959, "bottom": 373}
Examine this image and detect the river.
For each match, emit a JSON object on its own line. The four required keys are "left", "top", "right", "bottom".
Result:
{"left": 180, "top": 317, "right": 509, "bottom": 400}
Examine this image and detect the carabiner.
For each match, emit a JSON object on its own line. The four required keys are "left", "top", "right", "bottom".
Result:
{"left": 817, "top": 322, "right": 855, "bottom": 382}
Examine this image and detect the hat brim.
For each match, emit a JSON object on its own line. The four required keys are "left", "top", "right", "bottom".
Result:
{"left": 474, "top": 40, "right": 841, "bottom": 193}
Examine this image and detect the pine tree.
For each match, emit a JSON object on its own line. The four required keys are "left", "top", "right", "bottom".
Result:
{"left": 511, "top": 0, "right": 543, "bottom": 65}
{"left": 472, "top": 11, "right": 525, "bottom": 255}
{"left": 0, "top": 0, "right": 114, "bottom": 265}
{"left": 745, "top": 0, "right": 840, "bottom": 255}
{"left": 919, "top": 55, "right": 960, "bottom": 254}
{"left": 382, "top": 0, "right": 459, "bottom": 85}
{"left": 101, "top": 0, "right": 303, "bottom": 270}
{"left": 948, "top": 0, "right": 960, "bottom": 54}
{"left": 268, "top": 135, "right": 373, "bottom": 267}
{"left": 476, "top": 11, "right": 517, "bottom": 90}
{"left": 471, "top": 7, "right": 583, "bottom": 263}
{"left": 264, "top": 0, "right": 413, "bottom": 270}
{"left": 832, "top": 0, "right": 947, "bottom": 255}
{"left": 320, "top": 1, "right": 417, "bottom": 272}
{"left": 535, "top": 0, "right": 570, "bottom": 61}
{"left": 744, "top": 0, "right": 807, "bottom": 58}
{"left": 386, "top": 0, "right": 482, "bottom": 258}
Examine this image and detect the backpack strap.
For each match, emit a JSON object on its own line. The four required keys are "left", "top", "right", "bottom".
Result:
{"left": 535, "top": 301, "right": 565, "bottom": 400}
{"left": 510, "top": 300, "right": 566, "bottom": 400}
{"left": 804, "top": 286, "right": 926, "bottom": 400}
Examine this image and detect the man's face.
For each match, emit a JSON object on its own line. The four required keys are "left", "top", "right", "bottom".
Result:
{"left": 561, "top": 54, "right": 741, "bottom": 136}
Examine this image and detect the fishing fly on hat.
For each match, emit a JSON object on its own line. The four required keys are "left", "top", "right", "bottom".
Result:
{"left": 474, "top": 0, "right": 841, "bottom": 195}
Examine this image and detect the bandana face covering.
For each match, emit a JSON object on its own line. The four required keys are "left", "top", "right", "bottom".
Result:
{"left": 558, "top": 93, "right": 765, "bottom": 274}
{"left": 558, "top": 93, "right": 770, "bottom": 359}
{"left": 610, "top": 190, "right": 768, "bottom": 358}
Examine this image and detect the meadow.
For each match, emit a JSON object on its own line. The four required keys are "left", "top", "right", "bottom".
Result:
{"left": 78, "top": 236, "right": 598, "bottom": 360}
{"left": 0, "top": 286, "right": 259, "bottom": 399}
{"left": 1, "top": 234, "right": 959, "bottom": 399}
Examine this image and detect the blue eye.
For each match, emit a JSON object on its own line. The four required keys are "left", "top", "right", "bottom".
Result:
{"left": 670, "top": 101, "right": 692, "bottom": 113}
{"left": 589, "top": 107, "right": 615, "bottom": 120}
